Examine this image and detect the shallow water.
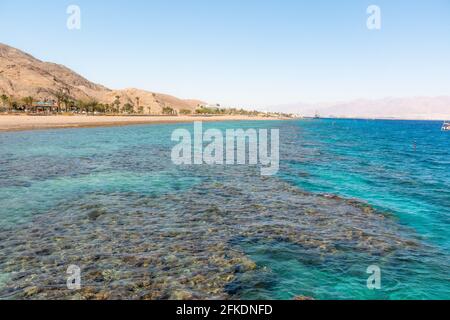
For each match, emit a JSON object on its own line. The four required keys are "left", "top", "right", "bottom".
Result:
{"left": 0, "top": 120, "right": 449, "bottom": 299}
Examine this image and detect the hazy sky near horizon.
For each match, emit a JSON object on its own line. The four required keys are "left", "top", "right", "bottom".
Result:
{"left": 1, "top": 0, "right": 450, "bottom": 107}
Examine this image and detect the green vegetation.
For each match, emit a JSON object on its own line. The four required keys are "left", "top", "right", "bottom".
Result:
{"left": 1, "top": 94, "right": 9, "bottom": 106}
{"left": 0, "top": 94, "right": 294, "bottom": 118}
{"left": 22, "top": 96, "right": 34, "bottom": 108}
{"left": 195, "top": 107, "right": 224, "bottom": 115}
{"left": 195, "top": 106, "right": 270, "bottom": 117}
{"left": 179, "top": 109, "right": 192, "bottom": 115}
{"left": 162, "top": 106, "right": 176, "bottom": 115}
{"left": 0, "top": 94, "right": 9, "bottom": 112}
{"left": 113, "top": 96, "right": 121, "bottom": 113}
{"left": 122, "top": 103, "right": 134, "bottom": 114}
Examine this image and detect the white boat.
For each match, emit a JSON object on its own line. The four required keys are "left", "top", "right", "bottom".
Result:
{"left": 441, "top": 121, "right": 450, "bottom": 131}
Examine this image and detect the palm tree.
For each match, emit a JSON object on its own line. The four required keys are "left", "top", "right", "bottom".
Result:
{"left": 6, "top": 96, "right": 14, "bottom": 112}
{"left": 1, "top": 94, "right": 9, "bottom": 112}
{"left": 76, "top": 100, "right": 88, "bottom": 114}
{"left": 123, "top": 103, "right": 134, "bottom": 114}
{"left": 62, "top": 96, "right": 71, "bottom": 112}
{"left": 90, "top": 100, "right": 99, "bottom": 114}
{"left": 22, "top": 96, "right": 34, "bottom": 110}
{"left": 1, "top": 94, "right": 8, "bottom": 106}
{"left": 114, "top": 96, "right": 121, "bottom": 114}
{"left": 136, "top": 96, "right": 140, "bottom": 108}
{"left": 55, "top": 87, "right": 70, "bottom": 113}
{"left": 162, "top": 106, "right": 175, "bottom": 115}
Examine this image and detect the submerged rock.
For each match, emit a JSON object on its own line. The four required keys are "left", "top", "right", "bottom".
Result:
{"left": 293, "top": 295, "right": 314, "bottom": 301}
{"left": 0, "top": 171, "right": 425, "bottom": 300}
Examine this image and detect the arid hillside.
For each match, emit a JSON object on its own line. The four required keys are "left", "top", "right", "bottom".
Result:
{"left": 0, "top": 43, "right": 203, "bottom": 114}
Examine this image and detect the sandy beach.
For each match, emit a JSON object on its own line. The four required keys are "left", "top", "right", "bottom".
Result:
{"left": 0, "top": 115, "right": 284, "bottom": 132}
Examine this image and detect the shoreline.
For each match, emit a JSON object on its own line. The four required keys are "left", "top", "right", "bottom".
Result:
{"left": 313, "top": 116, "right": 448, "bottom": 121}
{"left": 0, "top": 115, "right": 288, "bottom": 132}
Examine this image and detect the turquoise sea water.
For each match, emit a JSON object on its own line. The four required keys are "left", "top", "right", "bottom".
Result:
{"left": 0, "top": 119, "right": 449, "bottom": 299}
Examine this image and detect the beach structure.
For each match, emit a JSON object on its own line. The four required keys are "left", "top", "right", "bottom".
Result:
{"left": 29, "top": 100, "right": 57, "bottom": 113}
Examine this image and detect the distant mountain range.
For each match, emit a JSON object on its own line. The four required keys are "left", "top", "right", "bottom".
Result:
{"left": 268, "top": 96, "right": 450, "bottom": 120}
{"left": 0, "top": 43, "right": 204, "bottom": 113}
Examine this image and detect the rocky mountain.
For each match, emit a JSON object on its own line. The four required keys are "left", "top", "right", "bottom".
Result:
{"left": 0, "top": 43, "right": 203, "bottom": 113}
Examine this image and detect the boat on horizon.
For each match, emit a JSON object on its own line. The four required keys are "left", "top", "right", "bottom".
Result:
{"left": 441, "top": 121, "right": 450, "bottom": 131}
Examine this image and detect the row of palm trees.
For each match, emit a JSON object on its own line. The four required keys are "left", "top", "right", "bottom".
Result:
{"left": 1, "top": 93, "right": 292, "bottom": 117}
{"left": 1, "top": 94, "right": 36, "bottom": 112}
{"left": 0, "top": 93, "right": 152, "bottom": 115}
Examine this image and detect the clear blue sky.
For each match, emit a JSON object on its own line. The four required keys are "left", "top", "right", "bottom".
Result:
{"left": 1, "top": 0, "right": 449, "bottom": 107}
